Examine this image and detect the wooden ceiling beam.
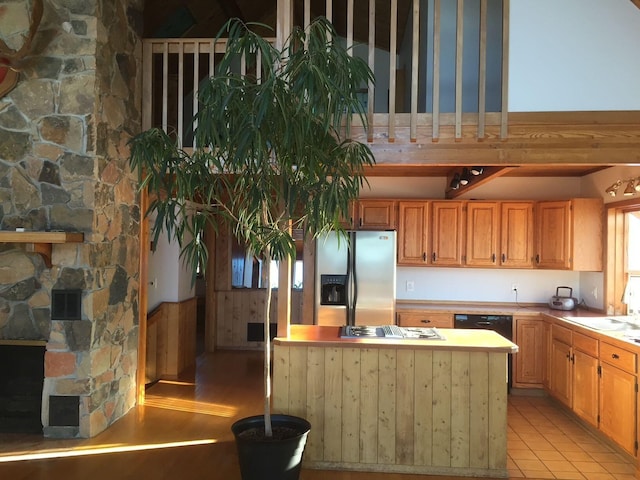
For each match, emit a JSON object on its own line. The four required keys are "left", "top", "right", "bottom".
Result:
{"left": 445, "top": 166, "right": 517, "bottom": 199}
{"left": 214, "top": 0, "right": 245, "bottom": 21}
{"left": 631, "top": 0, "right": 640, "bottom": 9}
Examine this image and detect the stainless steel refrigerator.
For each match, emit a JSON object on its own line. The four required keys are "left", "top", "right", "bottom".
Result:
{"left": 315, "top": 230, "right": 397, "bottom": 326}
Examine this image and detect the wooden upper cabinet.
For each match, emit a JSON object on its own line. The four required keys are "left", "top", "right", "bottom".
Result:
{"left": 535, "top": 201, "right": 571, "bottom": 269}
{"left": 431, "top": 201, "right": 464, "bottom": 266}
{"left": 357, "top": 200, "right": 396, "bottom": 230}
{"left": 466, "top": 202, "right": 499, "bottom": 267}
{"left": 535, "top": 198, "right": 603, "bottom": 271}
{"left": 501, "top": 202, "right": 534, "bottom": 268}
{"left": 333, "top": 201, "right": 357, "bottom": 229}
{"left": 397, "top": 201, "right": 430, "bottom": 265}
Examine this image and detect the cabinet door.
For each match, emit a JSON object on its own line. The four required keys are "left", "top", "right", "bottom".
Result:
{"left": 513, "top": 318, "right": 545, "bottom": 387}
{"left": 357, "top": 200, "right": 396, "bottom": 230}
{"left": 572, "top": 350, "right": 599, "bottom": 427}
{"left": 397, "top": 201, "right": 429, "bottom": 265}
{"left": 397, "top": 312, "right": 452, "bottom": 328}
{"left": 548, "top": 338, "right": 572, "bottom": 407}
{"left": 466, "top": 202, "right": 499, "bottom": 267}
{"left": 535, "top": 201, "right": 570, "bottom": 269}
{"left": 600, "top": 363, "right": 637, "bottom": 455}
{"left": 431, "top": 201, "right": 464, "bottom": 266}
{"left": 501, "top": 202, "right": 534, "bottom": 268}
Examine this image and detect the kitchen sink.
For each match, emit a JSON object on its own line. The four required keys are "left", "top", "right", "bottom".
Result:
{"left": 567, "top": 317, "right": 640, "bottom": 332}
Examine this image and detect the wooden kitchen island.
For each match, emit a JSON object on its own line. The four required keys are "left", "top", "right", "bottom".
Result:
{"left": 273, "top": 325, "right": 518, "bottom": 477}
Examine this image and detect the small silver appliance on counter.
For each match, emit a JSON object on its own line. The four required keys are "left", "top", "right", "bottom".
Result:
{"left": 315, "top": 230, "right": 396, "bottom": 326}
{"left": 549, "top": 286, "right": 578, "bottom": 311}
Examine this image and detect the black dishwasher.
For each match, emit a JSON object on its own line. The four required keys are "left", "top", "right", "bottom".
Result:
{"left": 454, "top": 314, "right": 513, "bottom": 389}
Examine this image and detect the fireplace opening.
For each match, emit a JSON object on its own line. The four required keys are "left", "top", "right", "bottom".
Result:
{"left": 0, "top": 343, "right": 45, "bottom": 433}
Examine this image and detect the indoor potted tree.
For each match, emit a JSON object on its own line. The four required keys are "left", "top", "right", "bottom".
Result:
{"left": 128, "top": 17, "right": 375, "bottom": 480}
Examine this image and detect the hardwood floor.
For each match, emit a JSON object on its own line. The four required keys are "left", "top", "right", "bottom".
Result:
{"left": 0, "top": 350, "right": 636, "bottom": 480}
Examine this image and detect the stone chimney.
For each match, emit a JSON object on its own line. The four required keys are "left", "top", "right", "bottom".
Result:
{"left": 0, "top": 0, "right": 143, "bottom": 438}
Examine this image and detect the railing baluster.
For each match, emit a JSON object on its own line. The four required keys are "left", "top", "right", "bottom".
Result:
{"left": 455, "top": 0, "right": 464, "bottom": 141}
{"left": 178, "top": 42, "right": 184, "bottom": 147}
{"left": 389, "top": 0, "right": 398, "bottom": 142}
{"left": 501, "top": 0, "right": 510, "bottom": 139}
{"left": 193, "top": 41, "right": 200, "bottom": 148}
{"left": 410, "top": 0, "right": 419, "bottom": 142}
{"left": 367, "top": 0, "right": 376, "bottom": 143}
{"left": 433, "top": 0, "right": 441, "bottom": 141}
{"left": 478, "top": 0, "right": 487, "bottom": 140}
{"left": 162, "top": 43, "right": 168, "bottom": 133}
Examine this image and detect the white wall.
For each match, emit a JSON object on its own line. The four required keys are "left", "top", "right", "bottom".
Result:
{"left": 147, "top": 216, "right": 196, "bottom": 311}
{"left": 509, "top": 0, "right": 640, "bottom": 112}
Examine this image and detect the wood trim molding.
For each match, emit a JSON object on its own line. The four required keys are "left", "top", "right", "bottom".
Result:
{"left": 631, "top": 0, "right": 640, "bottom": 9}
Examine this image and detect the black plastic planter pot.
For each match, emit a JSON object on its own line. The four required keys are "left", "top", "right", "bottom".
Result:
{"left": 231, "top": 414, "right": 311, "bottom": 480}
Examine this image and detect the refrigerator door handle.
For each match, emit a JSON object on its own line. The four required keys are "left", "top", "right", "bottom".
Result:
{"left": 346, "top": 233, "right": 354, "bottom": 326}
{"left": 351, "top": 233, "right": 358, "bottom": 324}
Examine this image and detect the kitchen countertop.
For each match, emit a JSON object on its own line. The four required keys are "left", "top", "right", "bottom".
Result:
{"left": 395, "top": 301, "right": 640, "bottom": 347}
{"left": 396, "top": 300, "right": 608, "bottom": 318}
{"left": 275, "top": 324, "right": 518, "bottom": 353}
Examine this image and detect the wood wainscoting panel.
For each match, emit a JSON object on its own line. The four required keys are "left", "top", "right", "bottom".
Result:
{"left": 213, "top": 289, "right": 304, "bottom": 349}
{"left": 148, "top": 297, "right": 197, "bottom": 379}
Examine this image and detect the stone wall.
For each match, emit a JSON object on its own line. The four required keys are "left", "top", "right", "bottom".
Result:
{"left": 0, "top": 0, "right": 143, "bottom": 438}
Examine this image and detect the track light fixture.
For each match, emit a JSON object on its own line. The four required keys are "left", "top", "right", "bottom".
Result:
{"left": 470, "top": 166, "right": 484, "bottom": 176}
{"left": 449, "top": 173, "right": 461, "bottom": 190}
{"left": 624, "top": 179, "right": 636, "bottom": 196}
{"left": 459, "top": 168, "right": 471, "bottom": 186}
{"left": 605, "top": 180, "right": 621, "bottom": 197}
{"left": 605, "top": 177, "right": 640, "bottom": 197}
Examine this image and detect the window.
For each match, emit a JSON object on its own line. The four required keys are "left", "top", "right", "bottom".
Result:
{"left": 606, "top": 200, "right": 640, "bottom": 316}
{"left": 624, "top": 211, "right": 640, "bottom": 316}
{"left": 269, "top": 260, "right": 303, "bottom": 290}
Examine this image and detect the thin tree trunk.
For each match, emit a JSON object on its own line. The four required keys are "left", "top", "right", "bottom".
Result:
{"left": 262, "top": 214, "right": 273, "bottom": 437}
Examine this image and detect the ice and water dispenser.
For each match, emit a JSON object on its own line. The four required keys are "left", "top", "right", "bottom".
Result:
{"left": 320, "top": 274, "right": 347, "bottom": 305}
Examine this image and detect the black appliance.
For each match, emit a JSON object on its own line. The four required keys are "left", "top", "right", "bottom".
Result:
{"left": 454, "top": 314, "right": 513, "bottom": 389}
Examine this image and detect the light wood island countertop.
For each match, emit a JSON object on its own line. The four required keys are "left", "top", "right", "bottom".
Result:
{"left": 275, "top": 324, "right": 518, "bottom": 353}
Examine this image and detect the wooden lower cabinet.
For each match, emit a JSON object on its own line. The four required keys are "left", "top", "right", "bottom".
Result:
{"left": 572, "top": 349, "right": 599, "bottom": 427}
{"left": 545, "top": 322, "right": 638, "bottom": 457}
{"left": 513, "top": 316, "right": 546, "bottom": 387}
{"left": 396, "top": 311, "right": 452, "bottom": 328}
{"left": 599, "top": 341, "right": 638, "bottom": 456}
{"left": 548, "top": 337, "right": 572, "bottom": 407}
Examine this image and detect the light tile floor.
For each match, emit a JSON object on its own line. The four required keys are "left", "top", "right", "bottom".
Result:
{"left": 508, "top": 395, "right": 636, "bottom": 480}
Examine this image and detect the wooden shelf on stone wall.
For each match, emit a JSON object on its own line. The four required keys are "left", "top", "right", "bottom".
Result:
{"left": 0, "top": 231, "right": 84, "bottom": 267}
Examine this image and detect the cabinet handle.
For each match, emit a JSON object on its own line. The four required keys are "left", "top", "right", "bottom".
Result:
{"left": 359, "top": 218, "right": 362, "bottom": 227}
{"left": 432, "top": 252, "right": 437, "bottom": 262}
{"left": 420, "top": 319, "right": 432, "bottom": 324}
{"left": 612, "top": 353, "right": 620, "bottom": 359}
{"left": 566, "top": 353, "right": 571, "bottom": 360}
{"left": 535, "top": 254, "right": 540, "bottom": 264}
{"left": 501, "top": 253, "right": 506, "bottom": 263}
{"left": 491, "top": 253, "right": 496, "bottom": 263}
{"left": 423, "top": 252, "right": 426, "bottom": 262}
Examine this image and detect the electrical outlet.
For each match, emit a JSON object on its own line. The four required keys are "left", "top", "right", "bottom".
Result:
{"left": 511, "top": 284, "right": 518, "bottom": 293}
{"left": 406, "top": 281, "right": 415, "bottom": 292}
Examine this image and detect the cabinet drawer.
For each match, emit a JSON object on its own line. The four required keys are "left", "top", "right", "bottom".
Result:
{"left": 572, "top": 331, "right": 598, "bottom": 356}
{"left": 600, "top": 342, "right": 637, "bottom": 374}
{"left": 552, "top": 324, "right": 572, "bottom": 345}
{"left": 397, "top": 312, "right": 452, "bottom": 328}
